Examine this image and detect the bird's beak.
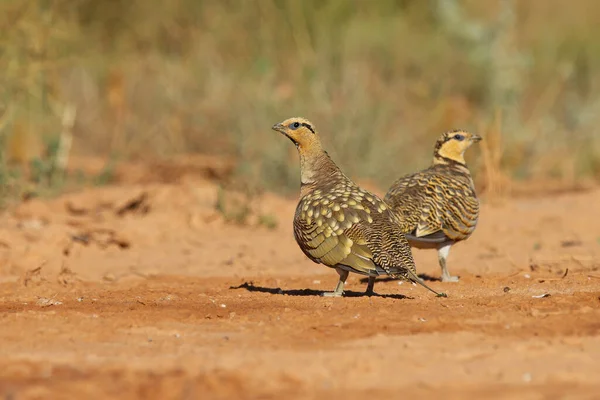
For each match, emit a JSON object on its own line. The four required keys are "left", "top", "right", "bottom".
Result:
{"left": 272, "top": 123, "right": 284, "bottom": 133}
{"left": 471, "top": 134, "right": 482, "bottom": 142}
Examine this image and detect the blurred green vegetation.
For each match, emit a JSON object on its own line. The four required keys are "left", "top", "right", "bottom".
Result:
{"left": 1, "top": 0, "right": 599, "bottom": 198}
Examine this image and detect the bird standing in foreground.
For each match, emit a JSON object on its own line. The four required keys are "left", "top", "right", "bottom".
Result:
{"left": 384, "top": 130, "right": 481, "bottom": 282}
{"left": 272, "top": 117, "right": 445, "bottom": 297}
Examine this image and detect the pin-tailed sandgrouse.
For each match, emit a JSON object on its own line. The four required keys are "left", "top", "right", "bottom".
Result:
{"left": 272, "top": 117, "right": 445, "bottom": 297}
{"left": 385, "top": 130, "right": 481, "bottom": 282}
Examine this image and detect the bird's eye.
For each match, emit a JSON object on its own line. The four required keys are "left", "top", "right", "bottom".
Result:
{"left": 453, "top": 134, "right": 465, "bottom": 141}
{"left": 290, "top": 122, "right": 301, "bottom": 130}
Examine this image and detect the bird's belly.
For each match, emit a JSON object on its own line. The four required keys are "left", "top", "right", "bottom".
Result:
{"left": 335, "top": 264, "right": 376, "bottom": 277}
{"left": 407, "top": 239, "right": 441, "bottom": 250}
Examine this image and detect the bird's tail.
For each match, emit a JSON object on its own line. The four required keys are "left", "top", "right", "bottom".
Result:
{"left": 401, "top": 269, "right": 447, "bottom": 297}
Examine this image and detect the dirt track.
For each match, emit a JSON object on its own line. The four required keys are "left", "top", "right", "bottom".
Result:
{"left": 1, "top": 168, "right": 599, "bottom": 399}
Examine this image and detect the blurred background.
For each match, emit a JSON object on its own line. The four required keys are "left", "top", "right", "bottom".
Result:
{"left": 1, "top": 0, "right": 599, "bottom": 202}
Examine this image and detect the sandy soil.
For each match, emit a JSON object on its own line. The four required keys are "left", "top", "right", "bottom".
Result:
{"left": 1, "top": 162, "right": 599, "bottom": 399}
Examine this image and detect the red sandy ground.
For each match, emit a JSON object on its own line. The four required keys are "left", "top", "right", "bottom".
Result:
{"left": 0, "top": 161, "right": 599, "bottom": 399}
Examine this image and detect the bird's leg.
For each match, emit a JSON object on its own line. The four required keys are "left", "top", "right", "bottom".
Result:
{"left": 322, "top": 268, "right": 349, "bottom": 297}
{"left": 438, "top": 244, "right": 459, "bottom": 282}
{"left": 365, "top": 276, "right": 376, "bottom": 296}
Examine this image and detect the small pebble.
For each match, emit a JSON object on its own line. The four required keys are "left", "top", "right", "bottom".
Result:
{"left": 532, "top": 293, "right": 550, "bottom": 299}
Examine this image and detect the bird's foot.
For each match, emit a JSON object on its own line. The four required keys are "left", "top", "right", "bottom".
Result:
{"left": 321, "top": 291, "right": 344, "bottom": 297}
{"left": 441, "top": 274, "right": 459, "bottom": 283}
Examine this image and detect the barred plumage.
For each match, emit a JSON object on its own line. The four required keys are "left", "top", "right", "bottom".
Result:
{"left": 272, "top": 117, "right": 444, "bottom": 297}
{"left": 385, "top": 129, "right": 481, "bottom": 282}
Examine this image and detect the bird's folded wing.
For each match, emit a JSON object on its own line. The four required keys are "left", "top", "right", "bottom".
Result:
{"left": 438, "top": 193, "right": 479, "bottom": 240}
{"left": 385, "top": 174, "right": 432, "bottom": 234}
{"left": 391, "top": 174, "right": 478, "bottom": 241}
{"left": 294, "top": 203, "right": 379, "bottom": 275}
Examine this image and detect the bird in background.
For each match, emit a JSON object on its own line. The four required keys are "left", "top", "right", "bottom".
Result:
{"left": 384, "top": 130, "right": 481, "bottom": 282}
{"left": 272, "top": 117, "right": 445, "bottom": 297}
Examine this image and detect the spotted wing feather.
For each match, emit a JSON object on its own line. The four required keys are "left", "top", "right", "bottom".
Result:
{"left": 294, "top": 184, "right": 417, "bottom": 278}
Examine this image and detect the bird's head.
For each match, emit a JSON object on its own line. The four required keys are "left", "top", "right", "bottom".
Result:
{"left": 272, "top": 117, "right": 321, "bottom": 150}
{"left": 434, "top": 130, "right": 482, "bottom": 165}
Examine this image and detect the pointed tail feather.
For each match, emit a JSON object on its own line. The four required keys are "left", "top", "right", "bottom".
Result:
{"left": 402, "top": 269, "right": 447, "bottom": 297}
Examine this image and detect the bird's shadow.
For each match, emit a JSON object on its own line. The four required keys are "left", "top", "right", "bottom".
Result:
{"left": 230, "top": 282, "right": 410, "bottom": 299}
{"left": 358, "top": 273, "right": 443, "bottom": 284}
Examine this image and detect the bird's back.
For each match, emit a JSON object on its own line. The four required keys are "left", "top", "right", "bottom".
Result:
{"left": 385, "top": 163, "right": 479, "bottom": 244}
